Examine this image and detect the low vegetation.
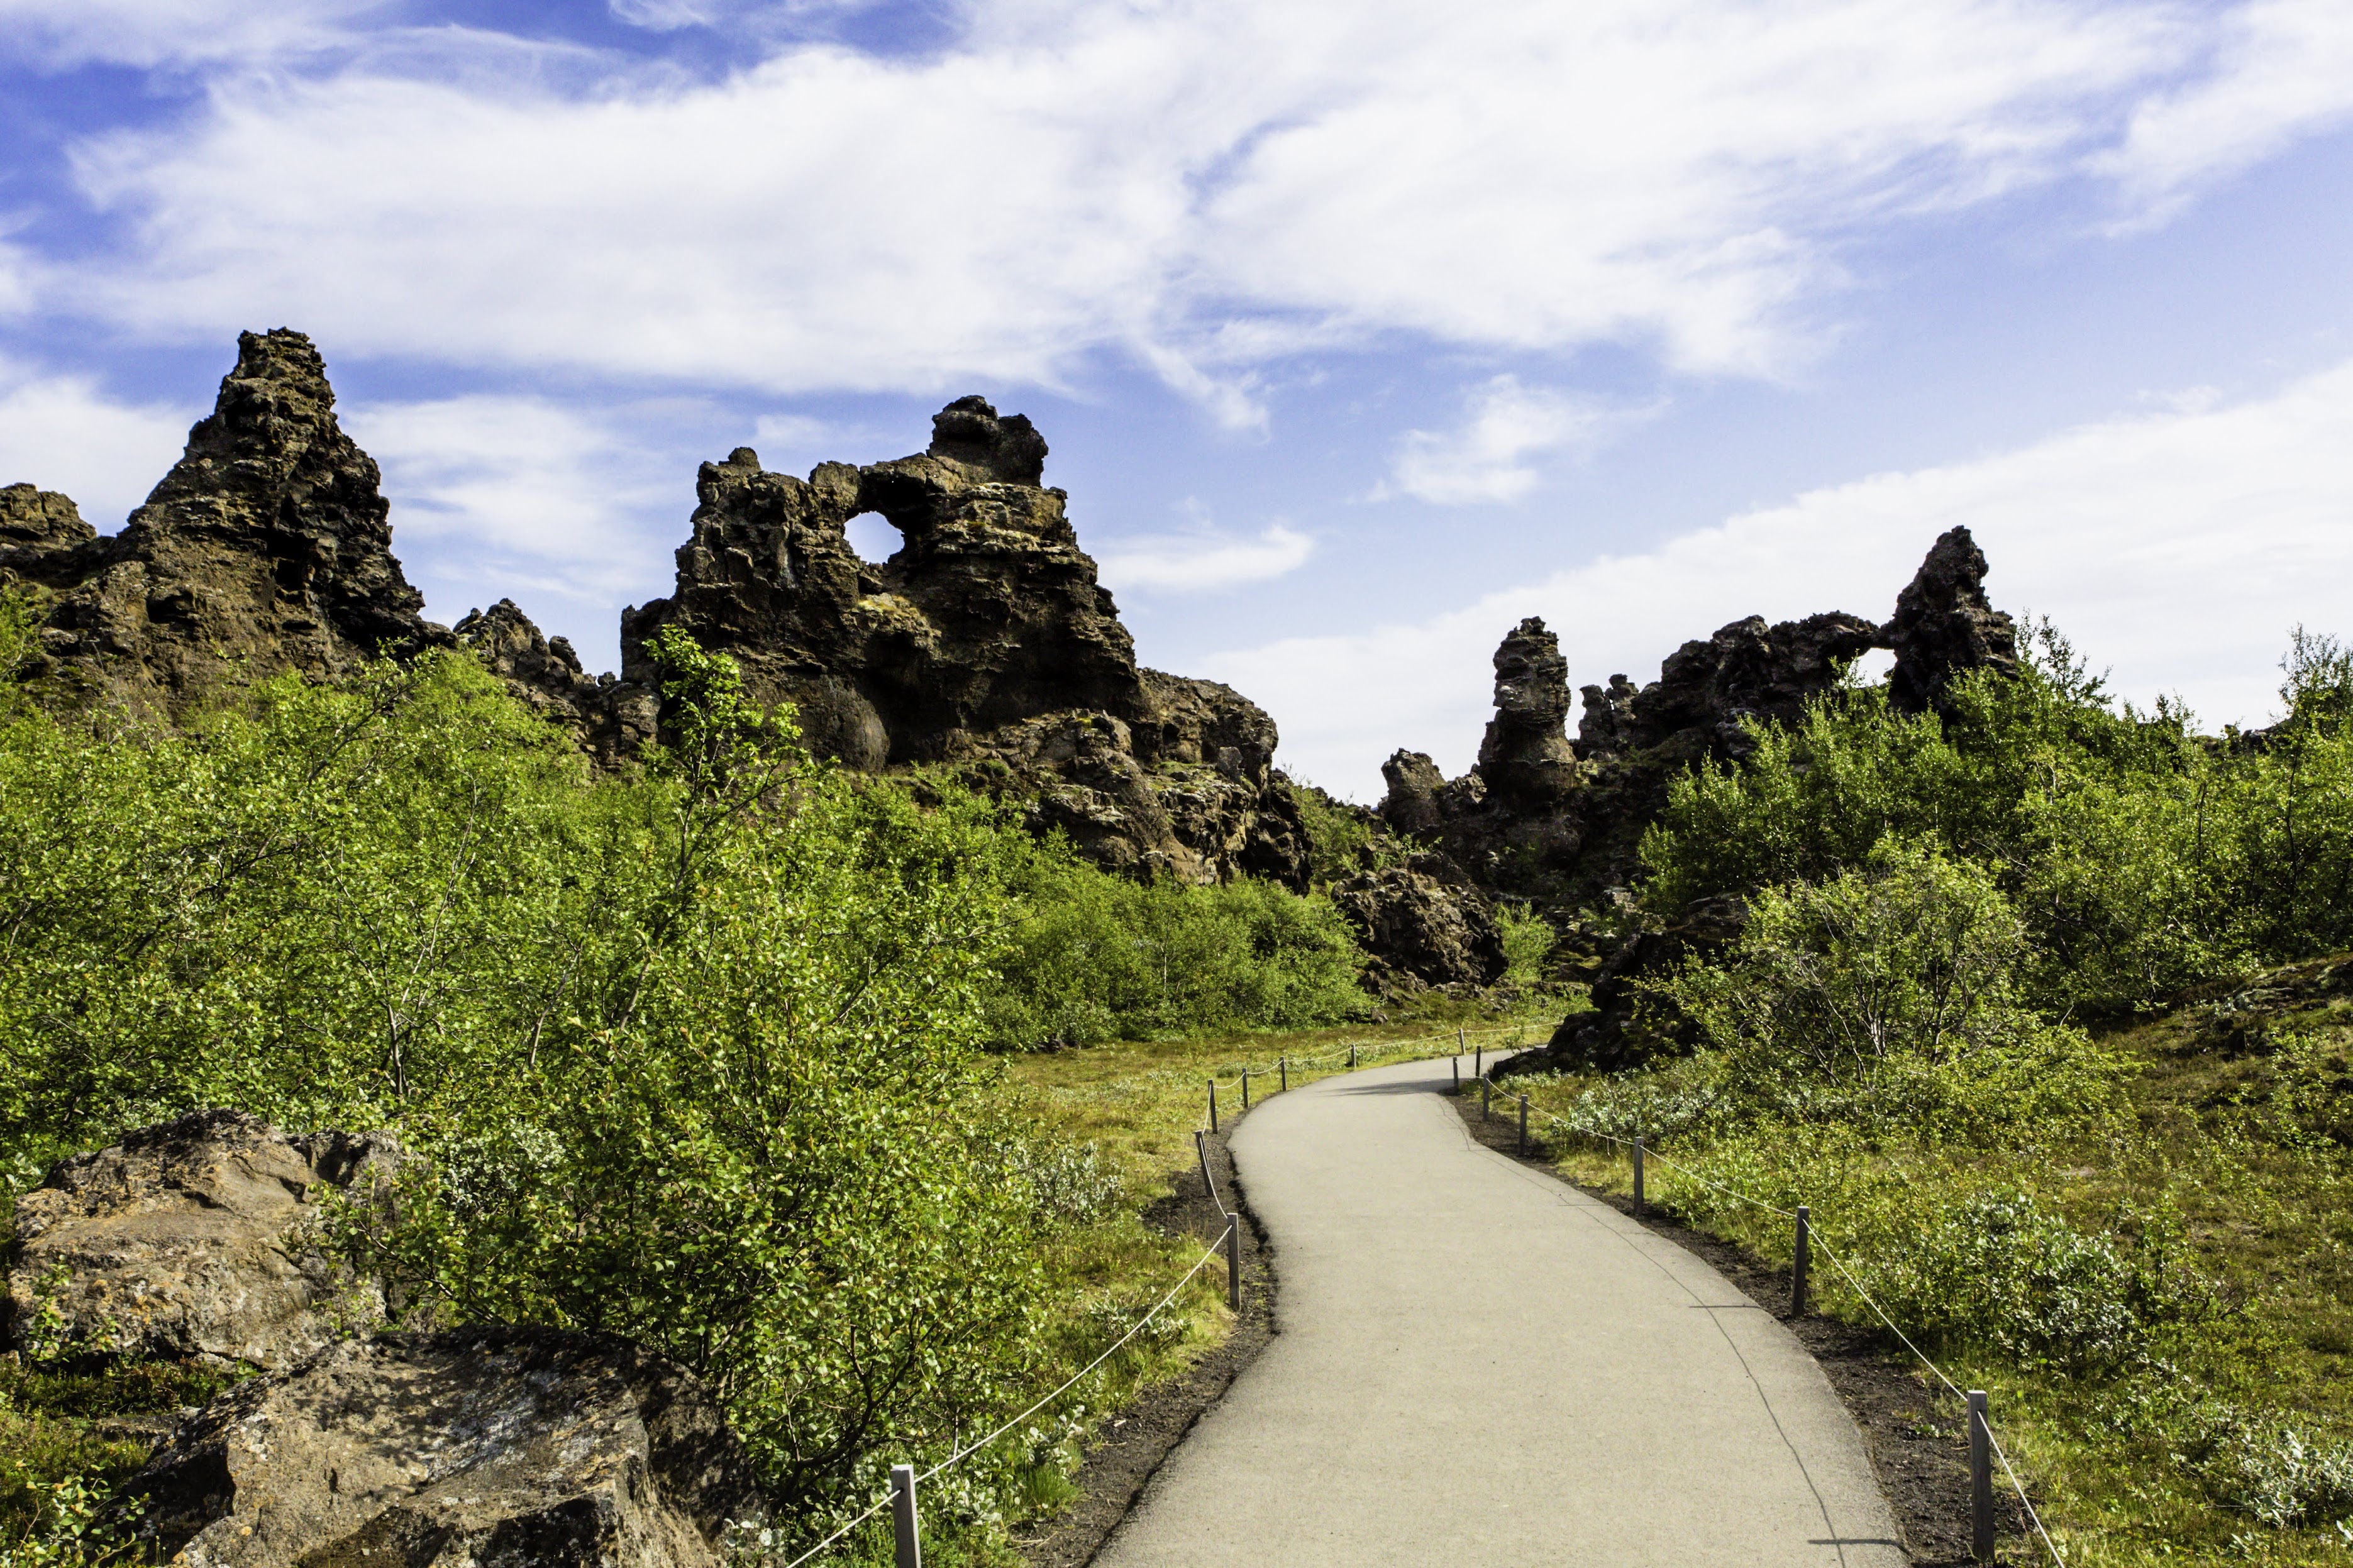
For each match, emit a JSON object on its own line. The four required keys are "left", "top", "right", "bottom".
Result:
{"left": 1509, "top": 627, "right": 2353, "bottom": 1564}
{"left": 0, "top": 586, "right": 1395, "bottom": 1565}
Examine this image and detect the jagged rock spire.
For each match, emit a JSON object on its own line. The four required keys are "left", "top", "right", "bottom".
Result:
{"left": 1476, "top": 616, "right": 1578, "bottom": 806}
{"left": 2, "top": 329, "right": 446, "bottom": 712}
{"left": 1886, "top": 526, "right": 2018, "bottom": 715}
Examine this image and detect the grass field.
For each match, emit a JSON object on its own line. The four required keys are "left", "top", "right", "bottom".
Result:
{"left": 1507, "top": 968, "right": 2353, "bottom": 1566}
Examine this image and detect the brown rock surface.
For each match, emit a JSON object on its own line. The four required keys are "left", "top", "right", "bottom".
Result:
{"left": 1475, "top": 616, "right": 1577, "bottom": 807}
{"left": 123, "top": 1329, "right": 763, "bottom": 1568}
{"left": 613, "top": 400, "right": 1307, "bottom": 886}
{"left": 6, "top": 1109, "right": 405, "bottom": 1370}
{"left": 1328, "top": 858, "right": 1508, "bottom": 991}
{"left": 1, "top": 331, "right": 450, "bottom": 714}
{"left": 1885, "top": 524, "right": 2019, "bottom": 715}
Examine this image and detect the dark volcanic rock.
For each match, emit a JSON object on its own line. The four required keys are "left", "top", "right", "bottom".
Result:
{"left": 1529, "top": 894, "right": 1747, "bottom": 1073}
{"left": 0, "top": 484, "right": 99, "bottom": 585}
{"left": 1368, "top": 529, "right": 2029, "bottom": 1030}
{"left": 1476, "top": 617, "right": 1577, "bottom": 807}
{"left": 1, "top": 331, "right": 450, "bottom": 714}
{"left": 124, "top": 1329, "right": 762, "bottom": 1568}
{"left": 616, "top": 402, "right": 1305, "bottom": 887}
{"left": 1886, "top": 524, "right": 2019, "bottom": 715}
{"left": 5, "top": 1110, "right": 406, "bottom": 1370}
{"left": 1588, "top": 610, "right": 1885, "bottom": 765}
{"left": 1329, "top": 858, "right": 1508, "bottom": 991}
{"left": 454, "top": 599, "right": 653, "bottom": 765}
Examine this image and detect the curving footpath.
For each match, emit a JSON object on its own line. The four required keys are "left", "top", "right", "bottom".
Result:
{"left": 1094, "top": 1053, "right": 1905, "bottom": 1567}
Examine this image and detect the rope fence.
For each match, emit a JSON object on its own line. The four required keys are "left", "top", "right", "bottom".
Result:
{"left": 797, "top": 1032, "right": 2051, "bottom": 1566}
{"left": 1479, "top": 1056, "right": 2064, "bottom": 1565}
{"left": 794, "top": 1020, "right": 1516, "bottom": 1565}
{"left": 783, "top": 1236, "right": 1231, "bottom": 1568}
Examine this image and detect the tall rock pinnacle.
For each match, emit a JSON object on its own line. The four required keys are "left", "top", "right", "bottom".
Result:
{"left": 1475, "top": 616, "right": 1578, "bottom": 807}
{"left": 1, "top": 329, "right": 446, "bottom": 712}
{"left": 1885, "top": 525, "right": 2019, "bottom": 715}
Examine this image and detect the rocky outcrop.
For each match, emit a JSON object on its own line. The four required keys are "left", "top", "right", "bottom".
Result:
{"left": 1378, "top": 610, "right": 1881, "bottom": 907}
{"left": 1328, "top": 858, "right": 1509, "bottom": 991}
{"left": 1531, "top": 893, "right": 1748, "bottom": 1073}
{"left": 123, "top": 1329, "right": 763, "bottom": 1568}
{"left": 5, "top": 1109, "right": 406, "bottom": 1370}
{"left": 1, "top": 340, "right": 1307, "bottom": 892}
{"left": 1886, "top": 525, "right": 2019, "bottom": 716}
{"left": 609, "top": 400, "right": 1307, "bottom": 886}
{"left": 0, "top": 484, "right": 99, "bottom": 585}
{"left": 1370, "top": 530, "right": 2026, "bottom": 1022}
{"left": 1580, "top": 611, "right": 1885, "bottom": 765}
{"left": 454, "top": 599, "right": 653, "bottom": 765}
{"left": 0, "top": 331, "right": 450, "bottom": 715}
{"left": 1476, "top": 617, "right": 1577, "bottom": 808}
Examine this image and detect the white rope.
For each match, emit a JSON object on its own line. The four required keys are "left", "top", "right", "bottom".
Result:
{"left": 1984, "top": 1413, "right": 2067, "bottom": 1564}
{"left": 914, "top": 1240, "right": 1226, "bottom": 1486}
{"left": 1803, "top": 1231, "right": 1966, "bottom": 1402}
{"left": 783, "top": 1238, "right": 1226, "bottom": 1566}
{"left": 778, "top": 1494, "right": 891, "bottom": 1568}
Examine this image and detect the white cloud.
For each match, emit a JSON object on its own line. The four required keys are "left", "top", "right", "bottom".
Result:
{"left": 1212, "top": 359, "right": 2353, "bottom": 799}
{"left": 0, "top": 357, "right": 192, "bottom": 527}
{"left": 1095, "top": 521, "right": 1313, "bottom": 594}
{"left": 1380, "top": 377, "right": 1639, "bottom": 505}
{"left": 343, "top": 394, "right": 694, "bottom": 664}
{"left": 2098, "top": 0, "right": 2353, "bottom": 219}
{"left": 33, "top": 0, "right": 2330, "bottom": 401}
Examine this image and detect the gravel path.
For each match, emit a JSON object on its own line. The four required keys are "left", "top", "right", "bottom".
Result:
{"left": 1092, "top": 1053, "right": 1907, "bottom": 1567}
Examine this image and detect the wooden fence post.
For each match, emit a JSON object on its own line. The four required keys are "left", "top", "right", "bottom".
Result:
{"left": 1225, "top": 1214, "right": 1241, "bottom": 1310}
{"left": 1242, "top": 1069, "right": 1250, "bottom": 1108}
{"left": 1518, "top": 1095, "right": 1529, "bottom": 1156}
{"left": 1208, "top": 1079, "right": 1217, "bottom": 1134}
{"left": 1792, "top": 1206, "right": 1810, "bottom": 1318}
{"left": 1969, "top": 1391, "right": 1994, "bottom": 1562}
{"left": 891, "top": 1464, "right": 921, "bottom": 1568}
{"left": 1349, "top": 1044, "right": 1357, "bottom": 1069}
{"left": 1280, "top": 1056, "right": 1288, "bottom": 1093}
{"left": 1452, "top": 1056, "right": 1460, "bottom": 1092}
{"left": 1633, "top": 1135, "right": 1645, "bottom": 1215}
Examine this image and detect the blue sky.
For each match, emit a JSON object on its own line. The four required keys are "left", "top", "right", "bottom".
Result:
{"left": 3, "top": 0, "right": 2351, "bottom": 797}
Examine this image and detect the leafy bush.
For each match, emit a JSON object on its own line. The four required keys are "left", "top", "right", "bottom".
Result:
{"left": 1497, "top": 902, "right": 1557, "bottom": 985}
{"left": 1641, "top": 623, "right": 2353, "bottom": 1017}
{"left": 1654, "top": 837, "right": 2118, "bottom": 1136}
{"left": 1845, "top": 1190, "right": 2212, "bottom": 1375}
{"left": 983, "top": 845, "right": 1369, "bottom": 1048}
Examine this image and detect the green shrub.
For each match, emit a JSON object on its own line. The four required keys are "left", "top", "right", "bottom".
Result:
{"left": 1497, "top": 902, "right": 1557, "bottom": 985}
{"left": 1654, "top": 836, "right": 2118, "bottom": 1137}
{"left": 1640, "top": 622, "right": 2353, "bottom": 1017}
{"left": 983, "top": 845, "right": 1369, "bottom": 1048}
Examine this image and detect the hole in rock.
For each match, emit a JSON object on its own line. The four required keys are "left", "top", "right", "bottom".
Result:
{"left": 843, "top": 511, "right": 901, "bottom": 564}
{"left": 1848, "top": 646, "right": 1896, "bottom": 686}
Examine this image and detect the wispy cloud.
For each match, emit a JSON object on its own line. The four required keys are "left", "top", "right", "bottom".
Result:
{"left": 2096, "top": 0, "right": 2353, "bottom": 222}
{"left": 1095, "top": 521, "right": 1314, "bottom": 594}
{"left": 0, "top": 355, "right": 192, "bottom": 527}
{"left": 1378, "top": 377, "right": 1648, "bottom": 505}
{"left": 27, "top": 1, "right": 2335, "bottom": 404}
{"left": 0, "top": 0, "right": 384, "bottom": 69}
{"left": 343, "top": 394, "right": 701, "bottom": 665}
{"left": 1211, "top": 358, "right": 2353, "bottom": 798}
